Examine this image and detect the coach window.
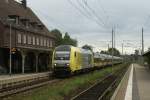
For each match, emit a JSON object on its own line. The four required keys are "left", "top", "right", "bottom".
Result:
{"left": 88, "top": 54, "right": 91, "bottom": 64}
{"left": 17, "top": 33, "right": 22, "bottom": 43}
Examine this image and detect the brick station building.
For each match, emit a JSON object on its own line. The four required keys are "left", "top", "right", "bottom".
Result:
{"left": 0, "top": 0, "right": 55, "bottom": 74}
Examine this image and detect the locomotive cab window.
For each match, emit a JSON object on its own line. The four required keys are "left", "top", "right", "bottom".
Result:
{"left": 54, "top": 52, "right": 70, "bottom": 60}
{"left": 75, "top": 52, "right": 77, "bottom": 57}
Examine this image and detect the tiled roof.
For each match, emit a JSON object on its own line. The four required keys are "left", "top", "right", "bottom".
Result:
{"left": 0, "top": 0, "right": 55, "bottom": 38}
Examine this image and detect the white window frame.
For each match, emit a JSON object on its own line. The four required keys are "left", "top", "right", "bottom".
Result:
{"left": 28, "top": 35, "right": 32, "bottom": 45}
{"left": 49, "top": 40, "right": 53, "bottom": 47}
{"left": 33, "top": 36, "right": 35, "bottom": 45}
{"left": 36, "top": 37, "right": 39, "bottom": 45}
{"left": 47, "top": 39, "right": 49, "bottom": 47}
{"left": 44, "top": 38, "right": 46, "bottom": 46}
{"left": 17, "top": 33, "right": 22, "bottom": 44}
{"left": 40, "top": 37, "right": 43, "bottom": 46}
{"left": 23, "top": 34, "right": 26, "bottom": 44}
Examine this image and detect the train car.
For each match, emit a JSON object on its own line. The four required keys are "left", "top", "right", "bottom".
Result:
{"left": 94, "top": 53, "right": 106, "bottom": 67}
{"left": 113, "top": 56, "right": 123, "bottom": 64}
{"left": 94, "top": 52, "right": 122, "bottom": 68}
{"left": 52, "top": 45, "right": 94, "bottom": 75}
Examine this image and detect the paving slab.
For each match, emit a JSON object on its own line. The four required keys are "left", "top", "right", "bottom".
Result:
{"left": 111, "top": 64, "right": 132, "bottom": 100}
{"left": 133, "top": 64, "right": 150, "bottom": 100}
{"left": 112, "top": 64, "right": 150, "bottom": 100}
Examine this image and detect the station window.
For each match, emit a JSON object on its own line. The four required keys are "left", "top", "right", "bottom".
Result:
{"left": 15, "top": 17, "right": 19, "bottom": 25}
{"left": 23, "top": 34, "right": 26, "bottom": 44}
{"left": 47, "top": 39, "right": 49, "bottom": 47}
{"left": 17, "top": 33, "right": 21, "bottom": 43}
{"left": 28, "top": 35, "right": 32, "bottom": 44}
{"left": 26, "top": 22, "right": 29, "bottom": 28}
{"left": 36, "top": 37, "right": 39, "bottom": 45}
{"left": 33, "top": 36, "right": 35, "bottom": 45}
{"left": 40, "top": 37, "right": 43, "bottom": 46}
{"left": 44, "top": 39, "right": 47, "bottom": 47}
{"left": 50, "top": 40, "right": 53, "bottom": 47}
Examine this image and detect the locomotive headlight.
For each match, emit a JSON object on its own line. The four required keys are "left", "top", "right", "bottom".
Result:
{"left": 54, "top": 64, "right": 57, "bottom": 66}
{"left": 66, "top": 63, "right": 70, "bottom": 66}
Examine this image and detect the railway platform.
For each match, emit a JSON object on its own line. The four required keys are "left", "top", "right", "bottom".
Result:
{"left": 111, "top": 64, "right": 150, "bottom": 100}
{"left": 0, "top": 72, "right": 52, "bottom": 98}
{"left": 0, "top": 72, "right": 51, "bottom": 89}
{"left": 0, "top": 72, "right": 51, "bottom": 81}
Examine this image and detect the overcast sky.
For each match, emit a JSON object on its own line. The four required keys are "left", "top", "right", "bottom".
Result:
{"left": 18, "top": 0, "right": 150, "bottom": 54}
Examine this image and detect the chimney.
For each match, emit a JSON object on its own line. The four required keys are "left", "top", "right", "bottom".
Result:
{"left": 21, "top": 0, "right": 27, "bottom": 8}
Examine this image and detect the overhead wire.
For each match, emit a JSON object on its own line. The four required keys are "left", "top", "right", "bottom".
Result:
{"left": 97, "top": 0, "right": 112, "bottom": 26}
{"left": 94, "top": 0, "right": 109, "bottom": 25}
{"left": 82, "top": 0, "right": 106, "bottom": 27}
{"left": 67, "top": 0, "right": 108, "bottom": 28}
{"left": 30, "top": 8, "right": 54, "bottom": 29}
{"left": 76, "top": 0, "right": 93, "bottom": 17}
{"left": 67, "top": 0, "right": 92, "bottom": 20}
{"left": 77, "top": 0, "right": 105, "bottom": 27}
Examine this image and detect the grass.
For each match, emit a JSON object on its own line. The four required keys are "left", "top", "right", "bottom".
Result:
{"left": 7, "top": 63, "right": 129, "bottom": 100}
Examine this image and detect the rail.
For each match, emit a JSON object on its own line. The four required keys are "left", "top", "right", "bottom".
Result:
{"left": 71, "top": 65, "right": 128, "bottom": 100}
{"left": 0, "top": 72, "right": 56, "bottom": 98}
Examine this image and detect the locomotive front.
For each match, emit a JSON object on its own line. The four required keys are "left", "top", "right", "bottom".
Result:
{"left": 52, "top": 45, "right": 72, "bottom": 75}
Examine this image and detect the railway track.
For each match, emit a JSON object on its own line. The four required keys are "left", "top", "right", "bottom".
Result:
{"left": 71, "top": 66, "right": 128, "bottom": 100}
{"left": 0, "top": 79, "right": 60, "bottom": 99}
{"left": 0, "top": 64, "right": 125, "bottom": 99}
{"left": 0, "top": 66, "right": 107, "bottom": 99}
{"left": 0, "top": 72, "right": 61, "bottom": 99}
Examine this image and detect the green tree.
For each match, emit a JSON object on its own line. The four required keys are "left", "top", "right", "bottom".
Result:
{"left": 82, "top": 44, "right": 93, "bottom": 52}
{"left": 51, "top": 29, "right": 63, "bottom": 46}
{"left": 135, "top": 50, "right": 139, "bottom": 56}
{"left": 62, "top": 32, "right": 77, "bottom": 46}
{"left": 51, "top": 30, "right": 78, "bottom": 47}
{"left": 71, "top": 39, "right": 78, "bottom": 46}
{"left": 63, "top": 32, "right": 70, "bottom": 44}
{"left": 100, "top": 50, "right": 108, "bottom": 54}
{"left": 107, "top": 48, "right": 120, "bottom": 56}
{"left": 134, "top": 49, "right": 140, "bottom": 61}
